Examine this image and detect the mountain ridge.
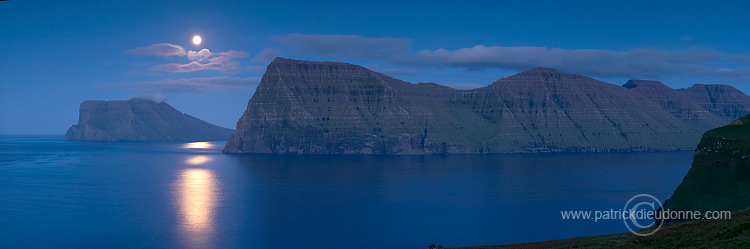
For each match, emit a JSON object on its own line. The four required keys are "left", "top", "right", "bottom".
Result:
{"left": 224, "top": 57, "right": 750, "bottom": 154}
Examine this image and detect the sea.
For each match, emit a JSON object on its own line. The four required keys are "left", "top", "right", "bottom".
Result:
{"left": 0, "top": 136, "right": 693, "bottom": 249}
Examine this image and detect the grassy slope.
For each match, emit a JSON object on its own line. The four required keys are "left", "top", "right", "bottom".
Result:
{"left": 451, "top": 209, "right": 750, "bottom": 249}
{"left": 664, "top": 115, "right": 750, "bottom": 212}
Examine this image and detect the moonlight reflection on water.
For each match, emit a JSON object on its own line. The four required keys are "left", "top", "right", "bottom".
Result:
{"left": 185, "top": 155, "right": 212, "bottom": 165}
{"left": 174, "top": 168, "right": 219, "bottom": 248}
{"left": 182, "top": 142, "right": 216, "bottom": 149}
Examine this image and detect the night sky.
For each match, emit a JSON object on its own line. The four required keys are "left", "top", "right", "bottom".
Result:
{"left": 3, "top": 0, "right": 750, "bottom": 134}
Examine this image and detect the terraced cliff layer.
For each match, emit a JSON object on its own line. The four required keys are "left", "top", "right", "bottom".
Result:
{"left": 224, "top": 58, "right": 750, "bottom": 154}
{"left": 663, "top": 114, "right": 750, "bottom": 213}
{"left": 65, "top": 98, "right": 235, "bottom": 142}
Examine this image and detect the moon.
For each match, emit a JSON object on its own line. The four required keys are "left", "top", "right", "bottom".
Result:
{"left": 192, "top": 35, "right": 202, "bottom": 45}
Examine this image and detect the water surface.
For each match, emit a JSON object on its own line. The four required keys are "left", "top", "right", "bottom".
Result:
{"left": 0, "top": 136, "right": 693, "bottom": 248}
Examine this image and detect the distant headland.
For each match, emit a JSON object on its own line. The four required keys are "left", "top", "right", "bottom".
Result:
{"left": 64, "top": 98, "right": 234, "bottom": 142}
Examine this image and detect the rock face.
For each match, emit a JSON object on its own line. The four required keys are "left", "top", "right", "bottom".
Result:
{"left": 65, "top": 98, "right": 234, "bottom": 142}
{"left": 663, "top": 114, "right": 750, "bottom": 213}
{"left": 224, "top": 58, "right": 750, "bottom": 154}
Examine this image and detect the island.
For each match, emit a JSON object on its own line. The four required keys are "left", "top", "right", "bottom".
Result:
{"left": 64, "top": 98, "right": 234, "bottom": 142}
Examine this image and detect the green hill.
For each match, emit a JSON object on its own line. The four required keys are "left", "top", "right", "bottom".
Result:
{"left": 663, "top": 114, "right": 750, "bottom": 213}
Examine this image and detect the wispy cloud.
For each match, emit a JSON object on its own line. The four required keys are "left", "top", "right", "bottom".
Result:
{"left": 151, "top": 48, "right": 248, "bottom": 74}
{"left": 221, "top": 50, "right": 250, "bottom": 58}
{"left": 125, "top": 43, "right": 186, "bottom": 56}
{"left": 110, "top": 76, "right": 261, "bottom": 93}
{"left": 118, "top": 44, "right": 266, "bottom": 96}
{"left": 187, "top": 49, "right": 249, "bottom": 62}
{"left": 187, "top": 49, "right": 214, "bottom": 62}
{"left": 252, "top": 48, "right": 281, "bottom": 63}
{"left": 406, "top": 46, "right": 723, "bottom": 79}
{"left": 279, "top": 34, "right": 750, "bottom": 82}
{"left": 279, "top": 33, "right": 410, "bottom": 59}
{"left": 150, "top": 60, "right": 241, "bottom": 74}
{"left": 126, "top": 43, "right": 249, "bottom": 74}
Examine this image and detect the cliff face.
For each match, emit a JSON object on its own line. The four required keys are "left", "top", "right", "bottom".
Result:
{"left": 225, "top": 58, "right": 453, "bottom": 154}
{"left": 64, "top": 98, "right": 235, "bottom": 142}
{"left": 224, "top": 58, "right": 750, "bottom": 154}
{"left": 663, "top": 114, "right": 750, "bottom": 213}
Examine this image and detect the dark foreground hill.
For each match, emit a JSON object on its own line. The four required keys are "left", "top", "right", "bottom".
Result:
{"left": 225, "top": 58, "right": 750, "bottom": 154}
{"left": 64, "top": 98, "right": 234, "bottom": 142}
{"left": 663, "top": 114, "right": 750, "bottom": 213}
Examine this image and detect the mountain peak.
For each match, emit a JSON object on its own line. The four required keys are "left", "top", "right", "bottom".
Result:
{"left": 509, "top": 67, "right": 579, "bottom": 79}
{"left": 523, "top": 67, "right": 565, "bottom": 74}
{"left": 270, "top": 57, "right": 298, "bottom": 64}
{"left": 688, "top": 83, "right": 741, "bottom": 92}
{"left": 268, "top": 57, "right": 368, "bottom": 71}
{"left": 622, "top": 80, "right": 669, "bottom": 89}
{"left": 127, "top": 97, "right": 158, "bottom": 103}
{"left": 492, "top": 67, "right": 587, "bottom": 85}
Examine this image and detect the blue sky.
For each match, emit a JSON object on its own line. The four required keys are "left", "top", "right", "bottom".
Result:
{"left": 3, "top": 0, "right": 750, "bottom": 134}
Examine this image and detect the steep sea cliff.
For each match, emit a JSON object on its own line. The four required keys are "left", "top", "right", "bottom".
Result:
{"left": 225, "top": 58, "right": 750, "bottom": 154}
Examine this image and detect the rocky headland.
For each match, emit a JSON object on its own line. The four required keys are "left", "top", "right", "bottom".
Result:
{"left": 662, "top": 114, "right": 750, "bottom": 213}
{"left": 65, "top": 98, "right": 234, "bottom": 142}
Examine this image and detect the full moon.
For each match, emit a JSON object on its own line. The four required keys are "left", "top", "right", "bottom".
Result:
{"left": 192, "top": 35, "right": 202, "bottom": 45}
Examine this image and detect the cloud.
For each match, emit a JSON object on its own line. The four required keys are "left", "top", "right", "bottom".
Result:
{"left": 137, "top": 93, "right": 168, "bottom": 103}
{"left": 698, "top": 68, "right": 750, "bottom": 82}
{"left": 155, "top": 48, "right": 248, "bottom": 74}
{"left": 221, "top": 50, "right": 249, "bottom": 58}
{"left": 127, "top": 44, "right": 249, "bottom": 74}
{"left": 279, "top": 33, "right": 410, "bottom": 59}
{"left": 187, "top": 49, "right": 250, "bottom": 62}
{"left": 110, "top": 76, "right": 261, "bottom": 93}
{"left": 279, "top": 34, "right": 750, "bottom": 82}
{"left": 407, "top": 46, "right": 723, "bottom": 79}
{"left": 252, "top": 48, "right": 280, "bottom": 63}
{"left": 151, "top": 57, "right": 242, "bottom": 74}
{"left": 187, "top": 49, "right": 214, "bottom": 62}
{"left": 125, "top": 43, "right": 186, "bottom": 56}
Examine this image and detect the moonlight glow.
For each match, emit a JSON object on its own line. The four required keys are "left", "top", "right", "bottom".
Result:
{"left": 192, "top": 35, "right": 202, "bottom": 45}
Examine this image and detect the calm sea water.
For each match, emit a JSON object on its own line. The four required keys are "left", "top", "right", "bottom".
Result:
{"left": 0, "top": 136, "right": 693, "bottom": 249}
